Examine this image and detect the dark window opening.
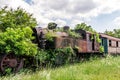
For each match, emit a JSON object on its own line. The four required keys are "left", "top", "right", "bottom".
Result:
{"left": 116, "top": 41, "right": 118, "bottom": 47}
{"left": 109, "top": 40, "right": 112, "bottom": 46}
{"left": 89, "top": 35, "right": 92, "bottom": 41}
{"left": 81, "top": 34, "right": 86, "bottom": 40}
{"left": 92, "top": 39, "right": 95, "bottom": 50}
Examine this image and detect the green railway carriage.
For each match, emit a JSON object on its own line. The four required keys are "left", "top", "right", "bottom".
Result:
{"left": 100, "top": 33, "right": 120, "bottom": 55}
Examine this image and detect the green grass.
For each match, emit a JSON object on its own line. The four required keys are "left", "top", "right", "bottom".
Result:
{"left": 0, "top": 56, "right": 120, "bottom": 80}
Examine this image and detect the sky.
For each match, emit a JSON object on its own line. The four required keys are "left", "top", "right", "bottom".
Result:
{"left": 0, "top": 0, "right": 120, "bottom": 32}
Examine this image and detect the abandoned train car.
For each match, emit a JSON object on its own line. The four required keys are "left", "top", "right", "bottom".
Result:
{"left": 100, "top": 33, "right": 120, "bottom": 55}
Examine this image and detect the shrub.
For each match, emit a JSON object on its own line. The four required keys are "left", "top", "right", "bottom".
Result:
{"left": 36, "top": 49, "right": 50, "bottom": 64}
{"left": 52, "top": 47, "right": 75, "bottom": 65}
{"left": 0, "top": 27, "right": 37, "bottom": 56}
{"left": 67, "top": 30, "right": 80, "bottom": 38}
{"left": 99, "top": 46, "right": 104, "bottom": 53}
{"left": 35, "top": 47, "right": 76, "bottom": 66}
{"left": 45, "top": 31, "right": 57, "bottom": 41}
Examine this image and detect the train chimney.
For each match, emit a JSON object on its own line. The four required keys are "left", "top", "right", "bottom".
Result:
{"left": 63, "top": 26, "right": 70, "bottom": 31}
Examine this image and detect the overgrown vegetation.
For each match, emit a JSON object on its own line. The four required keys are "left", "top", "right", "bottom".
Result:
{"left": 75, "top": 23, "right": 104, "bottom": 52}
{"left": 44, "top": 30, "right": 57, "bottom": 41}
{"left": 0, "top": 7, "right": 38, "bottom": 56}
{"left": 0, "top": 27, "right": 37, "bottom": 56}
{"left": 67, "top": 30, "right": 81, "bottom": 38}
{"left": 36, "top": 47, "right": 75, "bottom": 66}
{"left": 75, "top": 23, "right": 101, "bottom": 43}
{"left": 0, "top": 6, "right": 37, "bottom": 32}
{"left": 105, "top": 29, "right": 120, "bottom": 38}
{"left": 1, "top": 56, "right": 120, "bottom": 80}
{"left": 45, "top": 23, "right": 81, "bottom": 41}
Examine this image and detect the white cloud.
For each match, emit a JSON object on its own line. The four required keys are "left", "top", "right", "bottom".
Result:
{"left": 1, "top": 0, "right": 120, "bottom": 29}
{"left": 70, "top": 20, "right": 83, "bottom": 29}
{"left": 55, "top": 19, "right": 67, "bottom": 27}
{"left": 113, "top": 17, "right": 120, "bottom": 26}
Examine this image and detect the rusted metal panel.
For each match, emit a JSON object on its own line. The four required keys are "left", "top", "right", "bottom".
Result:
{"left": 116, "top": 48, "right": 120, "bottom": 54}
{"left": 108, "top": 47, "right": 117, "bottom": 54}
{"left": 55, "top": 32, "right": 69, "bottom": 37}
{"left": 108, "top": 40, "right": 117, "bottom": 47}
{"left": 54, "top": 37, "right": 63, "bottom": 48}
{"left": 87, "top": 41, "right": 100, "bottom": 53}
{"left": 94, "top": 42, "right": 100, "bottom": 52}
{"left": 87, "top": 41, "right": 92, "bottom": 52}
{"left": 55, "top": 37, "right": 83, "bottom": 52}
{"left": 54, "top": 36, "right": 99, "bottom": 53}
{"left": 54, "top": 37, "right": 73, "bottom": 48}
{"left": 77, "top": 40, "right": 87, "bottom": 53}
{"left": 108, "top": 47, "right": 120, "bottom": 54}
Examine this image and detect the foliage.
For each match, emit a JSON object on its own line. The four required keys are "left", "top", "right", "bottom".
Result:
{"left": 55, "top": 27, "right": 64, "bottom": 32}
{"left": 45, "top": 31, "right": 57, "bottom": 41}
{"left": 75, "top": 23, "right": 101, "bottom": 43}
{"left": 104, "top": 30, "right": 115, "bottom": 37}
{"left": 0, "top": 7, "right": 37, "bottom": 56}
{"left": 0, "top": 27, "right": 37, "bottom": 56}
{"left": 75, "top": 23, "right": 95, "bottom": 32}
{"left": 47, "top": 22, "right": 57, "bottom": 30}
{"left": 55, "top": 27, "right": 81, "bottom": 38}
{"left": 67, "top": 30, "right": 81, "bottom": 38}
{"left": 36, "top": 49, "right": 50, "bottom": 64}
{"left": 0, "top": 6, "right": 37, "bottom": 32}
{"left": 95, "top": 33, "right": 101, "bottom": 43}
{"left": 99, "top": 46, "right": 104, "bottom": 53}
{"left": 36, "top": 47, "right": 75, "bottom": 65}
{"left": 52, "top": 47, "right": 75, "bottom": 65}
{"left": 104, "top": 29, "right": 120, "bottom": 38}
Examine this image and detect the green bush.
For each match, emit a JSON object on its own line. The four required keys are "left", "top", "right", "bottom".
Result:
{"left": 52, "top": 47, "right": 75, "bottom": 65}
{"left": 99, "top": 46, "right": 104, "bottom": 53}
{"left": 0, "top": 27, "right": 37, "bottom": 56}
{"left": 36, "top": 49, "right": 50, "bottom": 64}
{"left": 67, "top": 30, "right": 80, "bottom": 38}
{"left": 45, "top": 31, "right": 57, "bottom": 41}
{"left": 35, "top": 47, "right": 76, "bottom": 66}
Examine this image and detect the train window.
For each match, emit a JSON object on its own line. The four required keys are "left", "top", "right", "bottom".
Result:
{"left": 81, "top": 33, "right": 86, "bottom": 40}
{"left": 116, "top": 41, "right": 118, "bottom": 47}
{"left": 109, "top": 40, "right": 112, "bottom": 46}
{"left": 89, "top": 35, "right": 92, "bottom": 41}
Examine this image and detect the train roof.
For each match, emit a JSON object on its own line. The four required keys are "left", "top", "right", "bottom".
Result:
{"left": 100, "top": 33, "right": 120, "bottom": 41}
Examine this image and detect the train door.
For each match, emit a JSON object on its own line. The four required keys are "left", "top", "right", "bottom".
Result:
{"left": 101, "top": 38, "right": 108, "bottom": 53}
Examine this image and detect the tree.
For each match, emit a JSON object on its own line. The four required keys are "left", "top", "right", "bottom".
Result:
{"left": 104, "top": 30, "right": 115, "bottom": 37}
{"left": 113, "top": 29, "right": 120, "bottom": 38}
{"left": 104, "top": 29, "right": 120, "bottom": 38}
{"left": 75, "top": 23, "right": 95, "bottom": 32}
{"left": 0, "top": 6, "right": 37, "bottom": 32}
{"left": 47, "top": 22, "right": 57, "bottom": 30}
{"left": 0, "top": 7, "right": 38, "bottom": 56}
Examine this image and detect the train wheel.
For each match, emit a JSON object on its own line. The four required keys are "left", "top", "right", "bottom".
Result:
{"left": 0, "top": 53, "right": 24, "bottom": 73}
